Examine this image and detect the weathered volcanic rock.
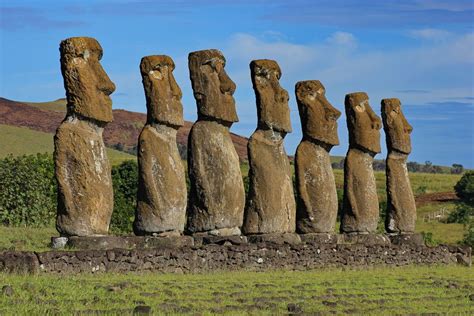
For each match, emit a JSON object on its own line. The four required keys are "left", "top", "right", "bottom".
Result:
{"left": 382, "top": 98, "right": 416, "bottom": 233}
{"left": 59, "top": 37, "right": 115, "bottom": 123}
{"left": 135, "top": 125, "right": 187, "bottom": 235}
{"left": 341, "top": 92, "right": 381, "bottom": 233}
{"left": 134, "top": 55, "right": 187, "bottom": 235}
{"left": 55, "top": 119, "right": 113, "bottom": 236}
{"left": 243, "top": 60, "right": 295, "bottom": 234}
{"left": 188, "top": 49, "right": 238, "bottom": 123}
{"left": 294, "top": 80, "right": 341, "bottom": 233}
{"left": 187, "top": 120, "right": 245, "bottom": 234}
{"left": 55, "top": 37, "right": 115, "bottom": 236}
{"left": 187, "top": 50, "right": 244, "bottom": 235}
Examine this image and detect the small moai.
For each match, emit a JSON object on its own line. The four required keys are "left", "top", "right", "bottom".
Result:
{"left": 133, "top": 56, "right": 187, "bottom": 236}
{"left": 381, "top": 98, "right": 416, "bottom": 233}
{"left": 186, "top": 49, "right": 245, "bottom": 236}
{"left": 242, "top": 59, "right": 296, "bottom": 234}
{"left": 294, "top": 80, "right": 341, "bottom": 233}
{"left": 341, "top": 92, "right": 382, "bottom": 233}
{"left": 55, "top": 37, "right": 115, "bottom": 236}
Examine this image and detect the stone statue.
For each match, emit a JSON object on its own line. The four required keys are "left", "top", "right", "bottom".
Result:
{"left": 133, "top": 55, "right": 187, "bottom": 236}
{"left": 186, "top": 49, "right": 245, "bottom": 236}
{"left": 341, "top": 92, "right": 381, "bottom": 233}
{"left": 382, "top": 98, "right": 416, "bottom": 233}
{"left": 55, "top": 37, "right": 115, "bottom": 236}
{"left": 294, "top": 80, "right": 341, "bottom": 233}
{"left": 242, "top": 59, "right": 296, "bottom": 234}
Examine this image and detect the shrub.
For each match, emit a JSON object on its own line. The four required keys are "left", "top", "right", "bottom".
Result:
{"left": 0, "top": 154, "right": 56, "bottom": 227}
{"left": 110, "top": 160, "right": 138, "bottom": 234}
{"left": 447, "top": 203, "right": 473, "bottom": 224}
{"left": 461, "top": 222, "right": 474, "bottom": 248}
{"left": 454, "top": 171, "right": 474, "bottom": 205}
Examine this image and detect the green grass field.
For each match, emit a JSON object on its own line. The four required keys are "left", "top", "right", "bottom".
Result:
{"left": 22, "top": 98, "right": 67, "bottom": 112}
{"left": 0, "top": 124, "right": 135, "bottom": 166}
{"left": 0, "top": 266, "right": 472, "bottom": 314}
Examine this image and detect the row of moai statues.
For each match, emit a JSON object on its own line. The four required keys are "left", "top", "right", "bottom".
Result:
{"left": 55, "top": 37, "right": 416, "bottom": 237}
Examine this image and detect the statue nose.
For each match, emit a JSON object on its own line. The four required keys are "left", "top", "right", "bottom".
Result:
{"left": 277, "top": 88, "right": 289, "bottom": 103}
{"left": 97, "top": 66, "right": 115, "bottom": 95}
{"left": 219, "top": 70, "right": 236, "bottom": 95}
{"left": 170, "top": 75, "right": 182, "bottom": 99}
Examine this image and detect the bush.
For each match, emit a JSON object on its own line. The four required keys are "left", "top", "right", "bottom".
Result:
{"left": 454, "top": 171, "right": 474, "bottom": 205}
{"left": 447, "top": 203, "right": 474, "bottom": 224}
{"left": 110, "top": 160, "right": 138, "bottom": 234}
{"left": 0, "top": 154, "right": 56, "bottom": 227}
{"left": 461, "top": 223, "right": 474, "bottom": 248}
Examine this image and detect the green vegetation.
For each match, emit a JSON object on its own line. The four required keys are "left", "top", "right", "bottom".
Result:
{"left": 454, "top": 171, "right": 474, "bottom": 205}
{"left": 0, "top": 154, "right": 56, "bottom": 227}
{"left": 22, "top": 98, "right": 67, "bottom": 112}
{"left": 0, "top": 124, "right": 135, "bottom": 165}
{"left": 0, "top": 266, "right": 472, "bottom": 314}
{"left": 111, "top": 160, "right": 138, "bottom": 235}
{"left": 0, "top": 226, "right": 56, "bottom": 252}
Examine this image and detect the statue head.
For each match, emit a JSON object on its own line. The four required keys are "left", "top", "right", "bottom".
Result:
{"left": 60, "top": 37, "right": 115, "bottom": 123}
{"left": 295, "top": 80, "right": 341, "bottom": 147}
{"left": 250, "top": 59, "right": 291, "bottom": 133}
{"left": 188, "top": 49, "right": 238, "bottom": 124}
{"left": 381, "top": 98, "right": 412, "bottom": 154}
{"left": 140, "top": 55, "right": 184, "bottom": 127}
{"left": 345, "top": 92, "right": 382, "bottom": 154}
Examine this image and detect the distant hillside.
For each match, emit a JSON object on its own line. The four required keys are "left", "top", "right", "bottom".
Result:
{"left": 0, "top": 97, "right": 249, "bottom": 161}
{"left": 0, "top": 124, "right": 135, "bottom": 166}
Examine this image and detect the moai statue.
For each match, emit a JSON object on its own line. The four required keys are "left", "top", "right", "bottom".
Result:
{"left": 242, "top": 59, "right": 296, "bottom": 234}
{"left": 382, "top": 98, "right": 416, "bottom": 233}
{"left": 187, "top": 49, "right": 245, "bottom": 236}
{"left": 294, "top": 81, "right": 341, "bottom": 233}
{"left": 341, "top": 92, "right": 381, "bottom": 233}
{"left": 55, "top": 37, "right": 115, "bottom": 236}
{"left": 133, "top": 55, "right": 187, "bottom": 236}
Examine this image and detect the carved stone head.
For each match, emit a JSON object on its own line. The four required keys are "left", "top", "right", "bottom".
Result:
{"left": 295, "top": 80, "right": 341, "bottom": 147}
{"left": 140, "top": 55, "right": 184, "bottom": 127}
{"left": 381, "top": 98, "right": 412, "bottom": 154}
{"left": 188, "top": 49, "right": 238, "bottom": 124}
{"left": 345, "top": 92, "right": 382, "bottom": 154}
{"left": 60, "top": 37, "right": 115, "bottom": 123}
{"left": 250, "top": 59, "right": 291, "bottom": 133}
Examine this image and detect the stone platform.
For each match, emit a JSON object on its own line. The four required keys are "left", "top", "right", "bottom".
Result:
{"left": 1, "top": 233, "right": 469, "bottom": 274}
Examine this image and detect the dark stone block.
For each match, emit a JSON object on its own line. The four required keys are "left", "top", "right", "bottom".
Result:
{"left": 300, "top": 233, "right": 338, "bottom": 245}
{"left": 65, "top": 236, "right": 194, "bottom": 250}
{"left": 337, "top": 233, "right": 391, "bottom": 245}
{"left": 0, "top": 251, "right": 39, "bottom": 274}
{"left": 388, "top": 233, "right": 424, "bottom": 247}
{"left": 247, "top": 233, "right": 302, "bottom": 245}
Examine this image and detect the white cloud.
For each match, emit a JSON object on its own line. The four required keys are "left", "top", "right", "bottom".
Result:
{"left": 326, "top": 31, "right": 357, "bottom": 47}
{"left": 409, "top": 28, "right": 452, "bottom": 41}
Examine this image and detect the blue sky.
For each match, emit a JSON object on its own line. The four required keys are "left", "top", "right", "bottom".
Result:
{"left": 0, "top": 0, "right": 473, "bottom": 167}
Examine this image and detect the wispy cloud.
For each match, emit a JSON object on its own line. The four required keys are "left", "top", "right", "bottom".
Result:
{"left": 260, "top": 0, "right": 474, "bottom": 28}
{"left": 395, "top": 89, "right": 431, "bottom": 94}
{"left": 0, "top": 6, "right": 84, "bottom": 31}
{"left": 409, "top": 28, "right": 453, "bottom": 41}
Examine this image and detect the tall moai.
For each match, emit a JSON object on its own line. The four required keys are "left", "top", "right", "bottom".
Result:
{"left": 55, "top": 37, "right": 115, "bottom": 236}
{"left": 242, "top": 59, "right": 296, "bottom": 234}
{"left": 294, "top": 81, "right": 341, "bottom": 233}
{"left": 341, "top": 92, "right": 382, "bottom": 233}
{"left": 133, "top": 56, "right": 187, "bottom": 236}
{"left": 187, "top": 49, "right": 245, "bottom": 236}
{"left": 382, "top": 98, "right": 416, "bottom": 233}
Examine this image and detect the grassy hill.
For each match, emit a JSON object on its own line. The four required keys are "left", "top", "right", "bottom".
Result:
{"left": 0, "top": 124, "right": 135, "bottom": 166}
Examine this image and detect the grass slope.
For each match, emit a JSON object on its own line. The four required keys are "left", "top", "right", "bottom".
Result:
{"left": 22, "top": 99, "right": 67, "bottom": 112}
{"left": 0, "top": 124, "right": 135, "bottom": 165}
{"left": 0, "top": 266, "right": 472, "bottom": 314}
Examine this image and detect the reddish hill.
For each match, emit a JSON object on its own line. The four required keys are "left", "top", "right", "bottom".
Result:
{"left": 0, "top": 97, "right": 248, "bottom": 160}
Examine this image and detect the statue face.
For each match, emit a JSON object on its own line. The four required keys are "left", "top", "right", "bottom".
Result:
{"left": 296, "top": 80, "right": 341, "bottom": 146}
{"left": 140, "top": 55, "right": 184, "bottom": 127}
{"left": 345, "top": 92, "right": 381, "bottom": 154}
{"left": 188, "top": 49, "right": 238, "bottom": 124}
{"left": 381, "top": 98, "right": 412, "bottom": 154}
{"left": 60, "top": 37, "right": 115, "bottom": 123}
{"left": 250, "top": 59, "right": 291, "bottom": 133}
